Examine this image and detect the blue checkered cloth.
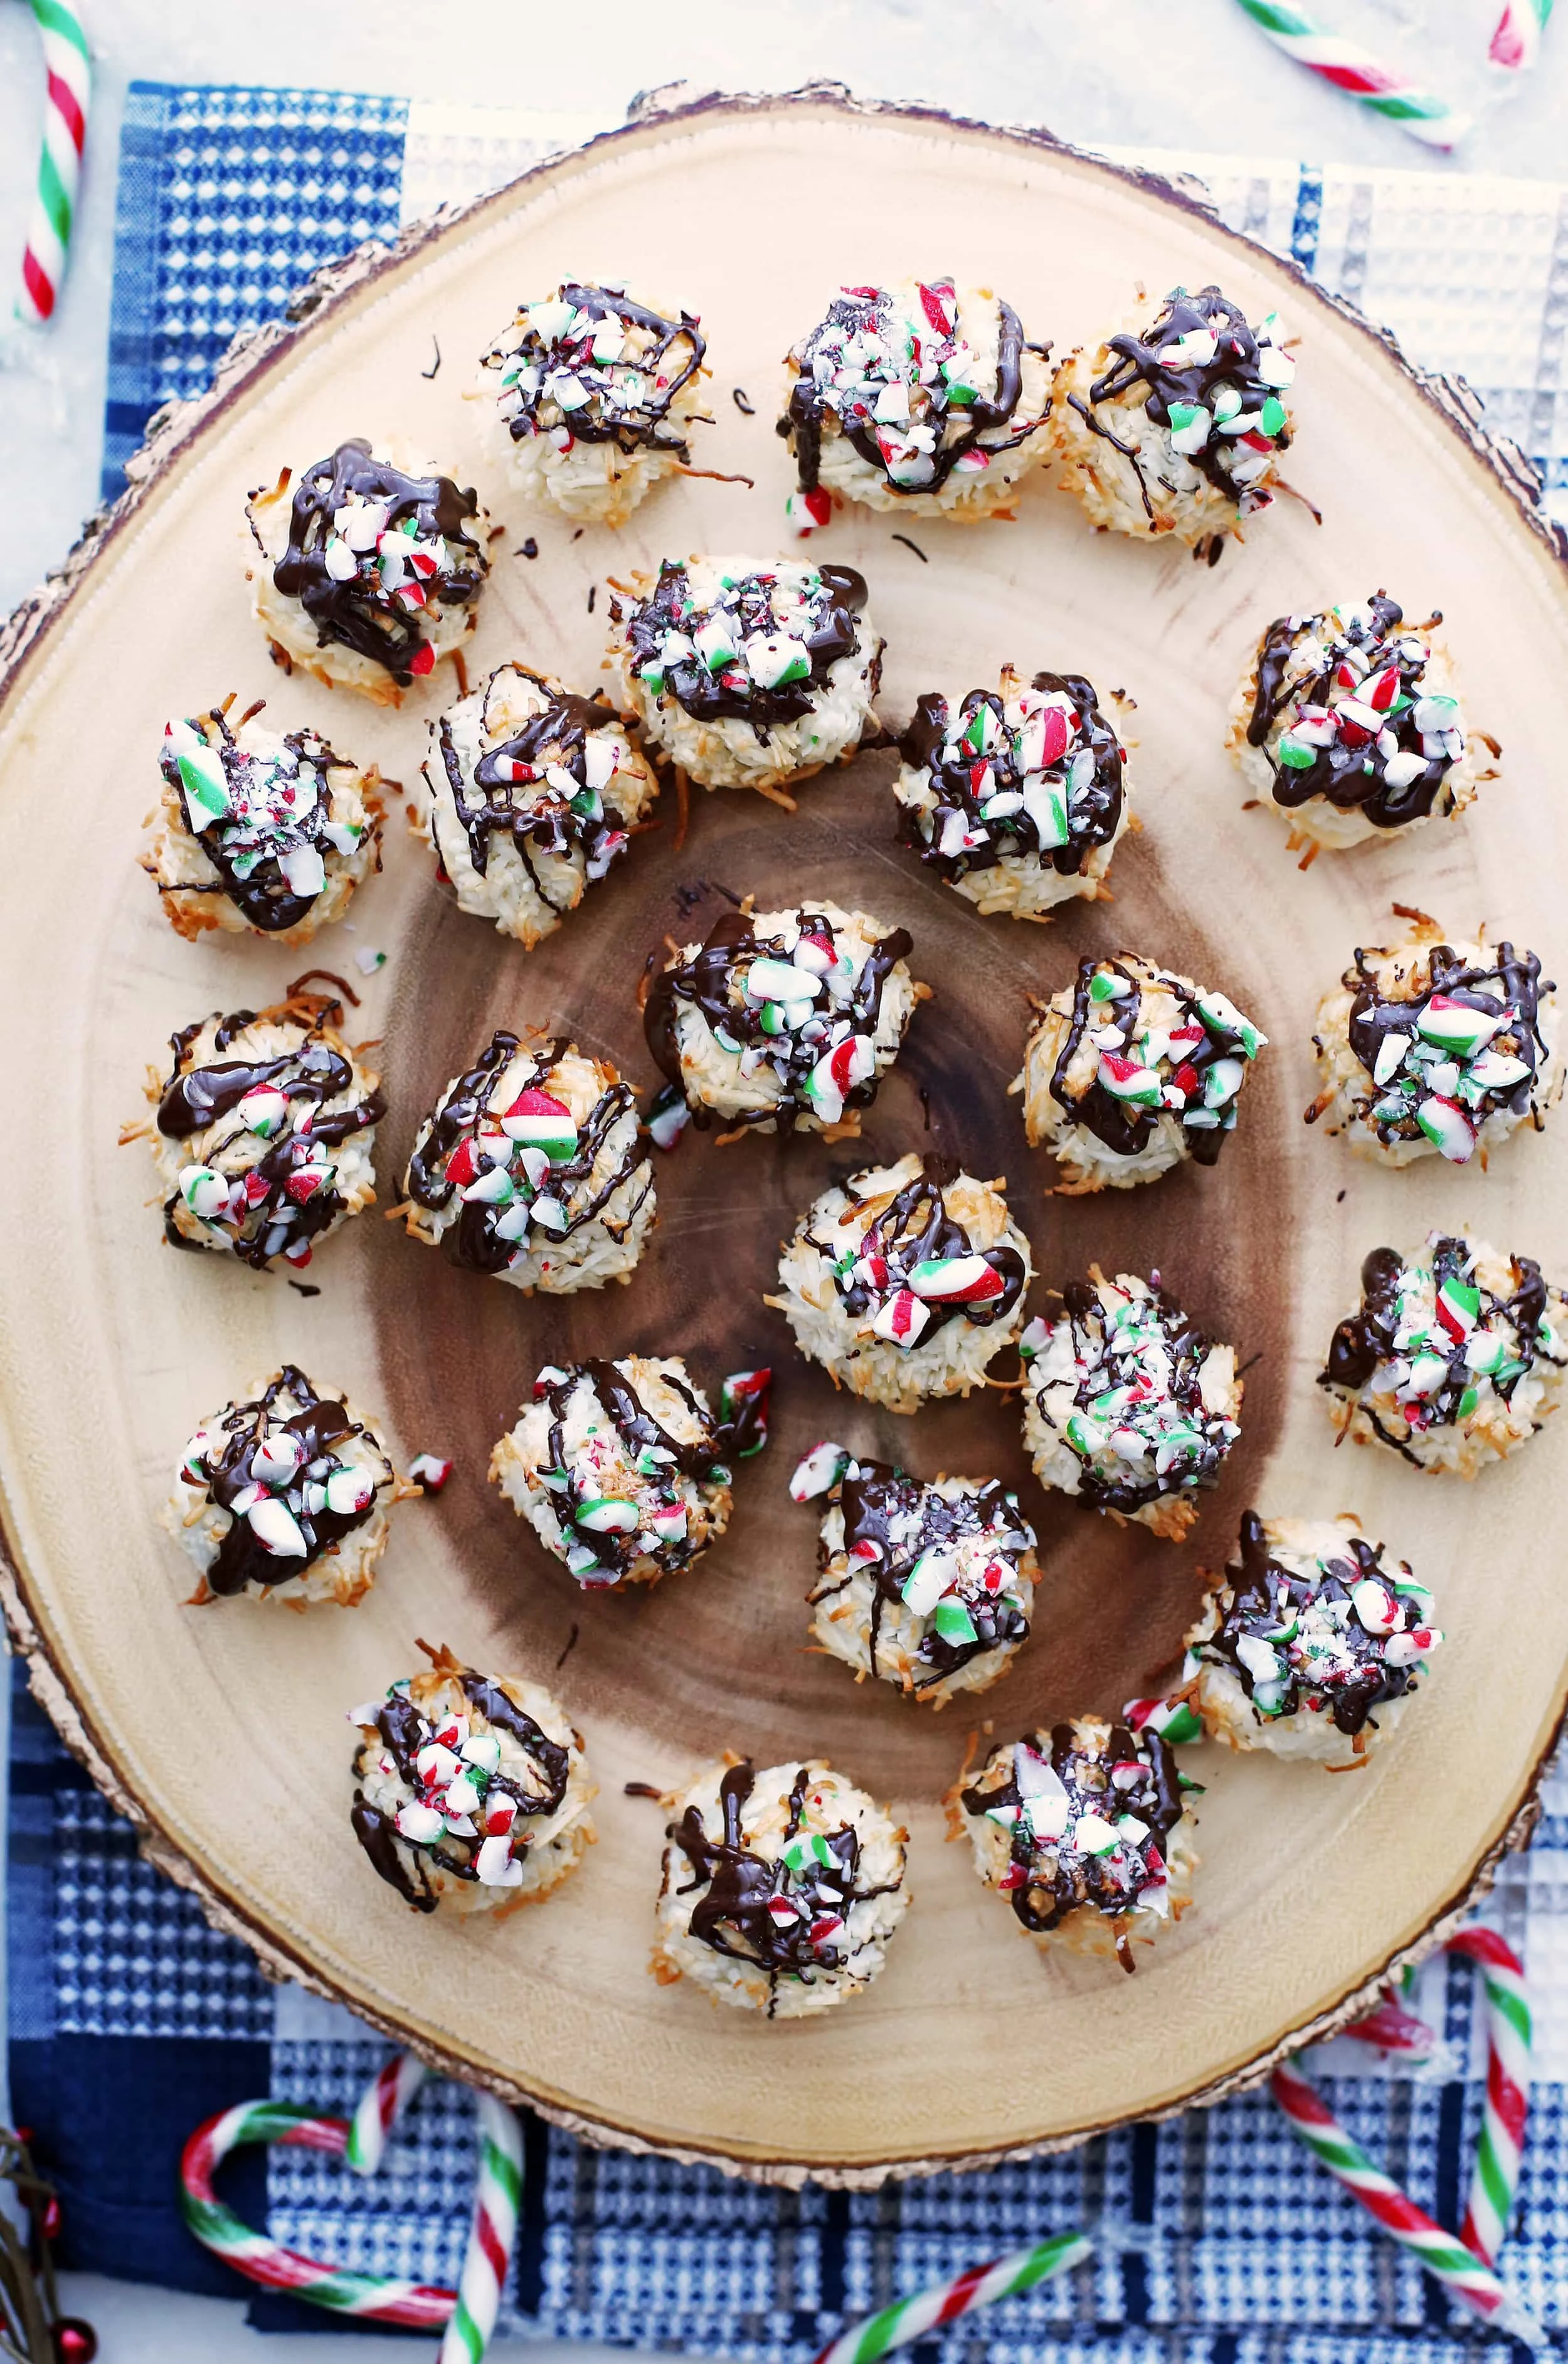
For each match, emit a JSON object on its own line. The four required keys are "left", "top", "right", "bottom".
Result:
{"left": 15, "top": 78, "right": 1567, "bottom": 2358}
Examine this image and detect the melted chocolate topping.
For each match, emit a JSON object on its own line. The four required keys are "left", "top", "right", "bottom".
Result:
{"left": 158, "top": 711, "right": 362, "bottom": 930}
{"left": 486, "top": 282, "right": 705, "bottom": 457}
{"left": 405, "top": 1031, "right": 649, "bottom": 1274}
{"left": 1199, "top": 1511, "right": 1425, "bottom": 1737}
{"left": 1037, "top": 1278, "right": 1237, "bottom": 1513}
{"left": 898, "top": 671, "right": 1123, "bottom": 879}
{"left": 618, "top": 560, "right": 872, "bottom": 731}
{"left": 1248, "top": 594, "right": 1461, "bottom": 828}
{"left": 157, "top": 1004, "right": 385, "bottom": 1270}
{"left": 1048, "top": 959, "right": 1255, "bottom": 1166}
{"left": 781, "top": 280, "right": 1046, "bottom": 496}
{"left": 811, "top": 1153, "right": 1026, "bottom": 1341}
{"left": 643, "top": 907, "right": 912, "bottom": 1133}
{"left": 534, "top": 1360, "right": 734, "bottom": 1582}
{"left": 813, "top": 1459, "right": 1032, "bottom": 1686}
{"left": 669, "top": 1760, "right": 899, "bottom": 2011}
{"left": 191, "top": 1366, "right": 382, "bottom": 1596}
{"left": 270, "top": 439, "right": 485, "bottom": 684}
{"left": 436, "top": 668, "right": 633, "bottom": 894}
{"left": 351, "top": 1669, "right": 571, "bottom": 1913}
{"left": 961, "top": 1725, "right": 1183, "bottom": 1937}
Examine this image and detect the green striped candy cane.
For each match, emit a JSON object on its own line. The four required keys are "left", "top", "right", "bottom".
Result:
{"left": 811, "top": 2229, "right": 1093, "bottom": 2364}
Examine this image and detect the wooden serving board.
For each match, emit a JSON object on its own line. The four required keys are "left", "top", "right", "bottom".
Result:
{"left": 1, "top": 91, "right": 1564, "bottom": 2184}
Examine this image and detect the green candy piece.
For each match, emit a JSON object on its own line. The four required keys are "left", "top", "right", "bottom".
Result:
{"left": 1457, "top": 1385, "right": 1480, "bottom": 1419}
{"left": 177, "top": 743, "right": 231, "bottom": 822}
{"left": 931, "top": 1596, "right": 978, "bottom": 1646}
{"left": 1277, "top": 737, "right": 1317, "bottom": 770}
{"left": 1261, "top": 394, "right": 1288, "bottom": 437}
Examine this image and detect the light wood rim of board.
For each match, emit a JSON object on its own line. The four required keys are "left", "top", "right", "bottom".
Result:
{"left": 1, "top": 85, "right": 1565, "bottom": 2186}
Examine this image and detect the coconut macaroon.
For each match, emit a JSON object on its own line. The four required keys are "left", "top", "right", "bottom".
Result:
{"left": 246, "top": 437, "right": 490, "bottom": 705}
{"left": 1184, "top": 1509, "right": 1443, "bottom": 1770}
{"left": 957, "top": 1719, "right": 1197, "bottom": 1973}
{"left": 141, "top": 993, "right": 383, "bottom": 1272}
{"left": 1322, "top": 1232, "right": 1568, "bottom": 1475}
{"left": 350, "top": 1648, "right": 595, "bottom": 1915}
{"left": 1015, "top": 952, "right": 1268, "bottom": 1193}
{"left": 1051, "top": 284, "right": 1295, "bottom": 548}
{"left": 1020, "top": 1271, "right": 1241, "bottom": 1543}
{"left": 771, "top": 1151, "right": 1032, "bottom": 1415}
{"left": 643, "top": 900, "right": 922, "bottom": 1137}
{"left": 894, "top": 666, "right": 1130, "bottom": 920}
{"left": 144, "top": 700, "right": 381, "bottom": 942}
{"left": 652, "top": 1755, "right": 909, "bottom": 2017}
{"left": 400, "top": 1030, "right": 654, "bottom": 1294}
{"left": 1228, "top": 591, "right": 1493, "bottom": 861}
{"left": 778, "top": 275, "right": 1052, "bottom": 531}
{"left": 418, "top": 661, "right": 657, "bottom": 947}
{"left": 476, "top": 279, "right": 710, "bottom": 526}
{"left": 605, "top": 554, "right": 882, "bottom": 798}
{"left": 1305, "top": 915, "right": 1557, "bottom": 1168}
{"left": 162, "top": 1365, "right": 398, "bottom": 1609}
{"left": 793, "top": 1440, "right": 1038, "bottom": 1705}
{"left": 490, "top": 1356, "right": 770, "bottom": 1590}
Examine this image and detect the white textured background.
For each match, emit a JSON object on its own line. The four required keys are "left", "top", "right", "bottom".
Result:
{"left": 3, "top": 0, "right": 1567, "bottom": 2355}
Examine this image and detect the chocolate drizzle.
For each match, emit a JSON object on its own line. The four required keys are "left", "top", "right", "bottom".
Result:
{"left": 270, "top": 439, "right": 485, "bottom": 684}
{"left": 961, "top": 1725, "right": 1183, "bottom": 1940}
{"left": 643, "top": 907, "right": 913, "bottom": 1132}
{"left": 898, "top": 671, "right": 1123, "bottom": 879}
{"left": 157, "top": 1003, "right": 385, "bottom": 1269}
{"left": 436, "top": 668, "right": 633, "bottom": 896}
{"left": 1248, "top": 595, "right": 1460, "bottom": 828}
{"left": 352, "top": 1669, "right": 571, "bottom": 1913}
{"left": 193, "top": 1366, "right": 382, "bottom": 1596}
{"left": 1048, "top": 959, "right": 1253, "bottom": 1166}
{"left": 813, "top": 1459, "right": 1032, "bottom": 1686}
{"left": 1040, "top": 1277, "right": 1237, "bottom": 1513}
{"left": 1081, "top": 285, "right": 1290, "bottom": 514}
{"left": 781, "top": 281, "right": 1046, "bottom": 496}
{"left": 157, "top": 711, "right": 363, "bottom": 930}
{"left": 618, "top": 560, "right": 872, "bottom": 731}
{"left": 813, "top": 1153, "right": 1026, "bottom": 1339}
{"left": 1345, "top": 941, "right": 1549, "bottom": 1142}
{"left": 1200, "top": 1511, "right": 1424, "bottom": 1736}
{"left": 1322, "top": 1238, "right": 1557, "bottom": 1447}
{"left": 485, "top": 282, "right": 705, "bottom": 457}
{"left": 405, "top": 1031, "right": 649, "bottom": 1274}
{"left": 669, "top": 1760, "right": 899, "bottom": 2012}
{"left": 534, "top": 1361, "right": 731, "bottom": 1582}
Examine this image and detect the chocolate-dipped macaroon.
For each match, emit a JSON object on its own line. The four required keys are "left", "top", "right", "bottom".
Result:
{"left": 650, "top": 1756, "right": 909, "bottom": 2016}
{"left": 478, "top": 279, "right": 709, "bottom": 526}
{"left": 146, "top": 700, "right": 381, "bottom": 942}
{"left": 400, "top": 1031, "right": 654, "bottom": 1295}
{"left": 1051, "top": 285, "right": 1296, "bottom": 546}
{"left": 247, "top": 437, "right": 490, "bottom": 704}
{"left": 164, "top": 1366, "right": 398, "bottom": 1609}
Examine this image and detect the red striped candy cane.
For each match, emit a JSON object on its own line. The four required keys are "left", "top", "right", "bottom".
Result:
{"left": 15, "top": 0, "right": 91, "bottom": 324}
{"left": 1272, "top": 1929, "right": 1537, "bottom": 2338}
{"left": 346, "top": 2050, "right": 426, "bottom": 2175}
{"left": 1490, "top": 0, "right": 1552, "bottom": 68}
{"left": 438, "top": 2093, "right": 524, "bottom": 2364}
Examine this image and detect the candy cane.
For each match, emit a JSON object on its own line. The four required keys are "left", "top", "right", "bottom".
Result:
{"left": 181, "top": 2057, "right": 524, "bottom": 2359}
{"left": 1490, "top": 0, "right": 1552, "bottom": 68}
{"left": 1231, "top": 0, "right": 1471, "bottom": 150}
{"left": 1272, "top": 1930, "right": 1537, "bottom": 2339}
{"left": 14, "top": 0, "right": 91, "bottom": 324}
{"left": 179, "top": 2099, "right": 453, "bottom": 2328}
{"left": 437, "top": 2092, "right": 524, "bottom": 2364}
{"left": 345, "top": 2050, "right": 426, "bottom": 2175}
{"left": 810, "top": 2230, "right": 1093, "bottom": 2364}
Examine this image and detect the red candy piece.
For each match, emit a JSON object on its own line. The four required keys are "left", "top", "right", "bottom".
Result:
{"left": 406, "top": 641, "right": 436, "bottom": 678}
{"left": 1036, "top": 705, "right": 1071, "bottom": 767}
{"left": 1172, "top": 1062, "right": 1200, "bottom": 1096}
{"left": 503, "top": 1087, "right": 572, "bottom": 1122}
{"left": 444, "top": 1137, "right": 479, "bottom": 1189}
{"left": 53, "top": 2326, "right": 98, "bottom": 2364}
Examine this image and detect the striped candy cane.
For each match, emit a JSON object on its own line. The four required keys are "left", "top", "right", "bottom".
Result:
{"left": 438, "top": 2093, "right": 524, "bottom": 2364}
{"left": 810, "top": 2230, "right": 1093, "bottom": 2364}
{"left": 15, "top": 0, "right": 91, "bottom": 324}
{"left": 1490, "top": 0, "right": 1552, "bottom": 68}
{"left": 1231, "top": 0, "right": 1471, "bottom": 150}
{"left": 346, "top": 2050, "right": 427, "bottom": 2175}
{"left": 181, "top": 2055, "right": 523, "bottom": 2358}
{"left": 1272, "top": 1930, "right": 1537, "bottom": 2339}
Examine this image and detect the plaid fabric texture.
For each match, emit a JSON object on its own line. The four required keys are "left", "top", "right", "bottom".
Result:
{"left": 13, "top": 78, "right": 1565, "bottom": 2357}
